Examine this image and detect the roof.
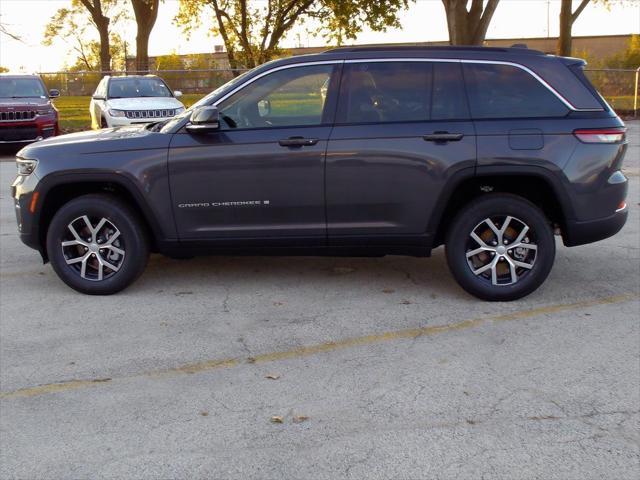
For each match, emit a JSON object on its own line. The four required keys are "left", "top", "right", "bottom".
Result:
{"left": 324, "top": 45, "right": 545, "bottom": 56}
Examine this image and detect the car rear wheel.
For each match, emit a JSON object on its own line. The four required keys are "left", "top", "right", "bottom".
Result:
{"left": 445, "top": 194, "right": 555, "bottom": 301}
{"left": 46, "top": 194, "right": 149, "bottom": 295}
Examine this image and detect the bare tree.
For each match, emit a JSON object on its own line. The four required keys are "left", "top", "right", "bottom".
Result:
{"left": 441, "top": 0, "right": 500, "bottom": 45}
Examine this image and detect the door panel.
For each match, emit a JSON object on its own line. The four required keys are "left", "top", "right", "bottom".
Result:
{"left": 168, "top": 61, "right": 340, "bottom": 243}
{"left": 168, "top": 127, "right": 330, "bottom": 241}
{"left": 326, "top": 60, "right": 476, "bottom": 244}
{"left": 326, "top": 121, "right": 476, "bottom": 241}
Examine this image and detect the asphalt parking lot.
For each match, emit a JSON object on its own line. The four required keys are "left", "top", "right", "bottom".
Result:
{"left": 0, "top": 124, "right": 638, "bottom": 479}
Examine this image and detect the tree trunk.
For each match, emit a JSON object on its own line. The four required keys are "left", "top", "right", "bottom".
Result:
{"left": 95, "top": 16, "right": 111, "bottom": 74}
{"left": 132, "top": 0, "right": 159, "bottom": 73}
{"left": 442, "top": 0, "right": 499, "bottom": 46}
{"left": 557, "top": 0, "right": 573, "bottom": 56}
{"left": 135, "top": 25, "right": 152, "bottom": 72}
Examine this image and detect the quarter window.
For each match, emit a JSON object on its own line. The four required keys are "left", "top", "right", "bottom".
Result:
{"left": 217, "top": 64, "right": 336, "bottom": 130}
{"left": 463, "top": 63, "right": 569, "bottom": 119}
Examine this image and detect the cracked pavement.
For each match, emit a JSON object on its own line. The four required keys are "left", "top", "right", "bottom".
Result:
{"left": 0, "top": 122, "right": 639, "bottom": 479}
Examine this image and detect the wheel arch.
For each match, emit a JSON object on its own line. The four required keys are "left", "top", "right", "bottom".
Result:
{"left": 35, "top": 173, "right": 166, "bottom": 260}
{"left": 430, "top": 166, "right": 574, "bottom": 248}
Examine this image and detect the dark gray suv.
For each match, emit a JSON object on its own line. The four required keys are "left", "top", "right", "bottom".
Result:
{"left": 12, "top": 46, "right": 628, "bottom": 300}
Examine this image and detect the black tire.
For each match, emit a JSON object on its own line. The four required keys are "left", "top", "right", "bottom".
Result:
{"left": 445, "top": 193, "right": 555, "bottom": 301}
{"left": 46, "top": 194, "right": 149, "bottom": 295}
{"left": 100, "top": 117, "right": 108, "bottom": 128}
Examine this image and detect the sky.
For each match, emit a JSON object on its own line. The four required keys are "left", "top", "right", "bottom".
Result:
{"left": 0, "top": 0, "right": 639, "bottom": 73}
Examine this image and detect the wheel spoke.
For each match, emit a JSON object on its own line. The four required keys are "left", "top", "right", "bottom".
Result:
{"left": 62, "top": 240, "right": 83, "bottom": 247}
{"left": 511, "top": 242, "right": 538, "bottom": 251}
{"left": 500, "top": 216, "right": 513, "bottom": 236}
{"left": 512, "top": 259, "right": 534, "bottom": 270}
{"left": 102, "top": 259, "right": 120, "bottom": 272}
{"left": 94, "top": 217, "right": 107, "bottom": 236}
{"left": 470, "top": 232, "right": 489, "bottom": 248}
{"left": 81, "top": 215, "right": 94, "bottom": 237}
{"left": 80, "top": 257, "right": 87, "bottom": 278}
{"left": 505, "top": 257, "right": 518, "bottom": 284}
{"left": 105, "top": 245, "right": 125, "bottom": 256}
{"left": 512, "top": 225, "right": 530, "bottom": 245}
{"left": 65, "top": 253, "right": 87, "bottom": 265}
{"left": 104, "top": 230, "right": 120, "bottom": 245}
{"left": 466, "top": 246, "right": 490, "bottom": 258}
{"left": 67, "top": 223, "right": 87, "bottom": 245}
{"left": 484, "top": 218, "right": 502, "bottom": 242}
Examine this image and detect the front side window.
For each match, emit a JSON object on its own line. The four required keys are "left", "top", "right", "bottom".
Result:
{"left": 217, "top": 64, "right": 335, "bottom": 130}
{"left": 108, "top": 77, "right": 172, "bottom": 99}
{"left": 336, "top": 62, "right": 433, "bottom": 124}
{"left": 463, "top": 63, "right": 569, "bottom": 119}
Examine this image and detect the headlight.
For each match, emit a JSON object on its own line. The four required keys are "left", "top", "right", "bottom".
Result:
{"left": 36, "top": 107, "right": 55, "bottom": 116}
{"left": 16, "top": 157, "right": 38, "bottom": 176}
{"left": 108, "top": 109, "right": 127, "bottom": 117}
{"left": 175, "top": 106, "right": 185, "bottom": 114}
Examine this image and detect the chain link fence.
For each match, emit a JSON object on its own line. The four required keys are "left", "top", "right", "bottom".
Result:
{"left": 38, "top": 69, "right": 249, "bottom": 97}
{"left": 584, "top": 68, "right": 639, "bottom": 115}
{"left": 39, "top": 67, "right": 639, "bottom": 116}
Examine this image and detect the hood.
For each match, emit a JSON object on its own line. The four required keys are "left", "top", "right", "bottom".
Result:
{"left": 105, "top": 97, "right": 184, "bottom": 111}
{"left": 0, "top": 97, "right": 50, "bottom": 109}
{"left": 18, "top": 124, "right": 171, "bottom": 158}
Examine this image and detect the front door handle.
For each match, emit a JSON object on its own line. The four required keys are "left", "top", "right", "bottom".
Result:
{"left": 423, "top": 132, "right": 464, "bottom": 142}
{"left": 278, "top": 137, "right": 319, "bottom": 147}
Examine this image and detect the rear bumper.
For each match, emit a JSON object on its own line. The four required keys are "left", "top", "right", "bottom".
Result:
{"left": 563, "top": 208, "right": 628, "bottom": 246}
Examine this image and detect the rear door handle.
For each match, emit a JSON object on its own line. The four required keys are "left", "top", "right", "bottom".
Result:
{"left": 278, "top": 137, "right": 319, "bottom": 147}
{"left": 423, "top": 133, "right": 464, "bottom": 142}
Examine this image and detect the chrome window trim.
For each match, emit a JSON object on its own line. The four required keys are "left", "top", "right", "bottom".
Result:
{"left": 212, "top": 60, "right": 344, "bottom": 108}
{"left": 344, "top": 57, "right": 602, "bottom": 112}
{"left": 194, "top": 56, "right": 602, "bottom": 121}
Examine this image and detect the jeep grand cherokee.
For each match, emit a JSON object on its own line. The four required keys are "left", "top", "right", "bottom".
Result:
{"left": 12, "top": 46, "right": 628, "bottom": 300}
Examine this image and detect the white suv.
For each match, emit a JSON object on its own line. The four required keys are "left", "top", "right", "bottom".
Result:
{"left": 90, "top": 75, "right": 186, "bottom": 129}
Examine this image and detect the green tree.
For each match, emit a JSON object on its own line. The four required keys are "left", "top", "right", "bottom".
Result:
{"left": 175, "top": 0, "right": 410, "bottom": 72}
{"left": 43, "top": 0, "right": 125, "bottom": 73}
{"left": 130, "top": 0, "right": 160, "bottom": 73}
{"left": 440, "top": 0, "right": 500, "bottom": 45}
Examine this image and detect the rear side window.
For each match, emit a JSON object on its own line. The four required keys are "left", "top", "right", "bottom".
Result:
{"left": 463, "top": 63, "right": 569, "bottom": 119}
{"left": 337, "top": 62, "right": 432, "bottom": 124}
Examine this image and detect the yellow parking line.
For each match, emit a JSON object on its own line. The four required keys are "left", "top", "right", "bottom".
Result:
{"left": 1, "top": 292, "right": 637, "bottom": 400}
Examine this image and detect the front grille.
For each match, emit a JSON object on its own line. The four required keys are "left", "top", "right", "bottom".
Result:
{"left": 0, "top": 126, "right": 38, "bottom": 141}
{"left": 125, "top": 109, "right": 176, "bottom": 119}
{"left": 0, "top": 110, "right": 37, "bottom": 122}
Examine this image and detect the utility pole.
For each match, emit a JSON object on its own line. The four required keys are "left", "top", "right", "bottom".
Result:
{"left": 124, "top": 40, "right": 128, "bottom": 74}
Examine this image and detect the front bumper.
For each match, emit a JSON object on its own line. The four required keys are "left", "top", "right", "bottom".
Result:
{"left": 0, "top": 117, "right": 58, "bottom": 144}
{"left": 107, "top": 116, "right": 175, "bottom": 127}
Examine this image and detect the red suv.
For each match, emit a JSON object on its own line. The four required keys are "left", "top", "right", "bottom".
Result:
{"left": 0, "top": 74, "right": 60, "bottom": 144}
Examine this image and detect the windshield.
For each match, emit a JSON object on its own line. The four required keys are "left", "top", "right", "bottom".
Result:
{"left": 158, "top": 68, "right": 255, "bottom": 133}
{"left": 0, "top": 78, "right": 47, "bottom": 98}
{"left": 108, "top": 77, "right": 172, "bottom": 99}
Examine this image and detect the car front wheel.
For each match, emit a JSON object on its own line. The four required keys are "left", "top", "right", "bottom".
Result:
{"left": 445, "top": 194, "right": 555, "bottom": 301}
{"left": 46, "top": 194, "right": 149, "bottom": 295}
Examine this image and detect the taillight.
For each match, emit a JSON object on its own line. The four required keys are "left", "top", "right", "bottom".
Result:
{"left": 574, "top": 128, "right": 626, "bottom": 144}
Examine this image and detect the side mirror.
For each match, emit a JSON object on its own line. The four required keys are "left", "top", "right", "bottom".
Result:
{"left": 174, "top": 90, "right": 183, "bottom": 98}
{"left": 257, "top": 99, "right": 271, "bottom": 117}
{"left": 49, "top": 89, "right": 60, "bottom": 98}
{"left": 186, "top": 106, "right": 220, "bottom": 133}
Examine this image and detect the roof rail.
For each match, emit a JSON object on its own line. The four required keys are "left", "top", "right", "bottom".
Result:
{"left": 324, "top": 45, "right": 544, "bottom": 55}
